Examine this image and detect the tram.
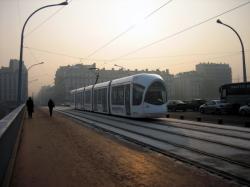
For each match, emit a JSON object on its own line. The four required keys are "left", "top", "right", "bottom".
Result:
{"left": 71, "top": 73, "right": 167, "bottom": 118}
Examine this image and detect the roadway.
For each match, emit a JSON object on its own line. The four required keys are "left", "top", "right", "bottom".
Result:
{"left": 10, "top": 107, "right": 238, "bottom": 187}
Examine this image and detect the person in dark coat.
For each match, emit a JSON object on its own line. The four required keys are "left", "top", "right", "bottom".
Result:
{"left": 26, "top": 97, "right": 34, "bottom": 118}
{"left": 48, "top": 99, "right": 55, "bottom": 117}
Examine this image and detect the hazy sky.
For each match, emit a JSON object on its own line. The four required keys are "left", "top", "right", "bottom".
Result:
{"left": 0, "top": 0, "right": 249, "bottom": 95}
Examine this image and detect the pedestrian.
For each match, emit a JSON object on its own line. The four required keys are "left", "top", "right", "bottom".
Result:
{"left": 26, "top": 97, "right": 34, "bottom": 118}
{"left": 48, "top": 99, "right": 55, "bottom": 117}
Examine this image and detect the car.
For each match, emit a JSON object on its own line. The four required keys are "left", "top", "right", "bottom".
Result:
{"left": 185, "top": 99, "right": 206, "bottom": 111}
{"left": 239, "top": 104, "right": 250, "bottom": 116}
{"left": 167, "top": 100, "right": 187, "bottom": 112}
{"left": 199, "top": 100, "right": 233, "bottom": 114}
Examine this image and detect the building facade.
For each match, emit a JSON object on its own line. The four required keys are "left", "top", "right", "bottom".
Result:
{"left": 52, "top": 63, "right": 173, "bottom": 104}
{"left": 38, "top": 62, "right": 232, "bottom": 104}
{"left": 173, "top": 71, "right": 203, "bottom": 100}
{"left": 0, "top": 59, "right": 27, "bottom": 103}
{"left": 172, "top": 63, "right": 232, "bottom": 100}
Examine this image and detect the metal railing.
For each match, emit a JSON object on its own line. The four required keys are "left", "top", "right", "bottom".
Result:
{"left": 0, "top": 104, "right": 25, "bottom": 186}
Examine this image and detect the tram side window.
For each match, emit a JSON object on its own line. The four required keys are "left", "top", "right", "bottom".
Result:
{"left": 133, "top": 84, "right": 145, "bottom": 105}
{"left": 112, "top": 85, "right": 124, "bottom": 105}
{"left": 85, "top": 90, "right": 91, "bottom": 104}
{"left": 76, "top": 92, "right": 81, "bottom": 104}
{"left": 145, "top": 82, "right": 166, "bottom": 105}
{"left": 81, "top": 92, "right": 84, "bottom": 105}
{"left": 102, "top": 88, "right": 107, "bottom": 111}
{"left": 98, "top": 89, "right": 102, "bottom": 104}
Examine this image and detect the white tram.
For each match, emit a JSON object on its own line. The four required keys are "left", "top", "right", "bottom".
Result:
{"left": 71, "top": 73, "right": 167, "bottom": 118}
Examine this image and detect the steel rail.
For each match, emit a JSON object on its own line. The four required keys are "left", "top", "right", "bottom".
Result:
{"left": 82, "top": 110, "right": 250, "bottom": 140}
{"left": 70, "top": 109, "right": 250, "bottom": 149}
{"left": 58, "top": 109, "right": 250, "bottom": 168}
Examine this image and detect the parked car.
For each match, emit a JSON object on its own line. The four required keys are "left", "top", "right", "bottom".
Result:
{"left": 185, "top": 99, "right": 206, "bottom": 111}
{"left": 199, "top": 100, "right": 233, "bottom": 114}
{"left": 239, "top": 104, "right": 250, "bottom": 116}
{"left": 167, "top": 100, "right": 187, "bottom": 112}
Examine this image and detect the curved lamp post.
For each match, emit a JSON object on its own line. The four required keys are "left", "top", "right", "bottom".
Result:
{"left": 216, "top": 19, "right": 247, "bottom": 82}
{"left": 27, "top": 62, "right": 45, "bottom": 71}
{"left": 17, "top": 1, "right": 68, "bottom": 105}
{"left": 27, "top": 62, "right": 44, "bottom": 97}
{"left": 114, "top": 64, "right": 125, "bottom": 70}
{"left": 89, "top": 67, "right": 100, "bottom": 84}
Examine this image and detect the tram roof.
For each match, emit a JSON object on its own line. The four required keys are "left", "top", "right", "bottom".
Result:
{"left": 94, "top": 81, "right": 110, "bottom": 89}
{"left": 111, "top": 73, "right": 163, "bottom": 85}
{"left": 70, "top": 73, "right": 164, "bottom": 93}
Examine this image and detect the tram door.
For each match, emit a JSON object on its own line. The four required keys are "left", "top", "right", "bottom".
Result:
{"left": 125, "top": 84, "right": 131, "bottom": 115}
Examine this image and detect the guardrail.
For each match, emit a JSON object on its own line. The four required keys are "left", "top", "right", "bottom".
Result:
{"left": 0, "top": 104, "right": 25, "bottom": 186}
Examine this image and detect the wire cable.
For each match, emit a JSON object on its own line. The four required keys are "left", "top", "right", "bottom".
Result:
{"left": 26, "top": 47, "right": 40, "bottom": 63}
{"left": 25, "top": 0, "right": 73, "bottom": 37}
{"left": 167, "top": 53, "right": 242, "bottom": 67}
{"left": 85, "top": 0, "right": 174, "bottom": 59}
{"left": 119, "top": 51, "right": 249, "bottom": 61}
{"left": 25, "top": 46, "right": 248, "bottom": 63}
{"left": 110, "top": 1, "right": 250, "bottom": 61}
{"left": 24, "top": 46, "right": 106, "bottom": 62}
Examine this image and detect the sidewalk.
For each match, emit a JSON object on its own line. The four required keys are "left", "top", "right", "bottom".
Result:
{"left": 10, "top": 107, "right": 238, "bottom": 187}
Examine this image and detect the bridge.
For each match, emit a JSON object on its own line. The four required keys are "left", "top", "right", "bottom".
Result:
{"left": 1, "top": 106, "right": 250, "bottom": 187}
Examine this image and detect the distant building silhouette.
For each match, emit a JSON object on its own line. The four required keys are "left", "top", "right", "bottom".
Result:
{"left": 0, "top": 59, "right": 27, "bottom": 118}
{"left": 172, "top": 63, "right": 232, "bottom": 100}
{"left": 51, "top": 63, "right": 173, "bottom": 104}
{"left": 0, "top": 59, "right": 27, "bottom": 103}
{"left": 196, "top": 63, "right": 232, "bottom": 99}
{"left": 36, "top": 62, "right": 232, "bottom": 104}
{"left": 36, "top": 85, "right": 55, "bottom": 106}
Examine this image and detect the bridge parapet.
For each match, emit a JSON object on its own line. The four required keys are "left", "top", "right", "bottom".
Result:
{"left": 0, "top": 104, "right": 25, "bottom": 186}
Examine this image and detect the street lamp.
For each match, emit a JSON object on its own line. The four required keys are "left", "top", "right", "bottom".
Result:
{"left": 27, "top": 62, "right": 44, "bottom": 98}
{"left": 89, "top": 67, "right": 100, "bottom": 84}
{"left": 216, "top": 19, "right": 247, "bottom": 82}
{"left": 27, "top": 62, "right": 45, "bottom": 71}
{"left": 114, "top": 64, "right": 125, "bottom": 70}
{"left": 17, "top": 1, "right": 68, "bottom": 105}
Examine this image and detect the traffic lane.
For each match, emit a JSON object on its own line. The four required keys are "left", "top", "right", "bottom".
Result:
{"left": 166, "top": 111, "right": 250, "bottom": 126}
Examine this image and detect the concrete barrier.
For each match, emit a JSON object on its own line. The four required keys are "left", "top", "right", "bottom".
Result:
{"left": 0, "top": 104, "right": 25, "bottom": 186}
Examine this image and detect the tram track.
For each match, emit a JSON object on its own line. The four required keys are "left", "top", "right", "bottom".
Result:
{"left": 158, "top": 119, "right": 250, "bottom": 140}
{"left": 56, "top": 108, "right": 250, "bottom": 185}
{"left": 82, "top": 110, "right": 250, "bottom": 141}
{"left": 60, "top": 109, "right": 250, "bottom": 165}
{"left": 72, "top": 109, "right": 250, "bottom": 151}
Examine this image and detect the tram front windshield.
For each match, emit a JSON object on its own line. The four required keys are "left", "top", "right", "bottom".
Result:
{"left": 144, "top": 81, "right": 167, "bottom": 105}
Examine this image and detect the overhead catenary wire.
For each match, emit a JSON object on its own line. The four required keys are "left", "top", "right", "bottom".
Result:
{"left": 166, "top": 52, "right": 243, "bottom": 67}
{"left": 85, "top": 0, "right": 174, "bottom": 59}
{"left": 25, "top": 46, "right": 247, "bottom": 64}
{"left": 26, "top": 46, "right": 41, "bottom": 64}
{"left": 109, "top": 1, "right": 250, "bottom": 62}
{"left": 25, "top": 0, "right": 73, "bottom": 37}
{"left": 24, "top": 46, "right": 107, "bottom": 62}
{"left": 118, "top": 51, "right": 249, "bottom": 61}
